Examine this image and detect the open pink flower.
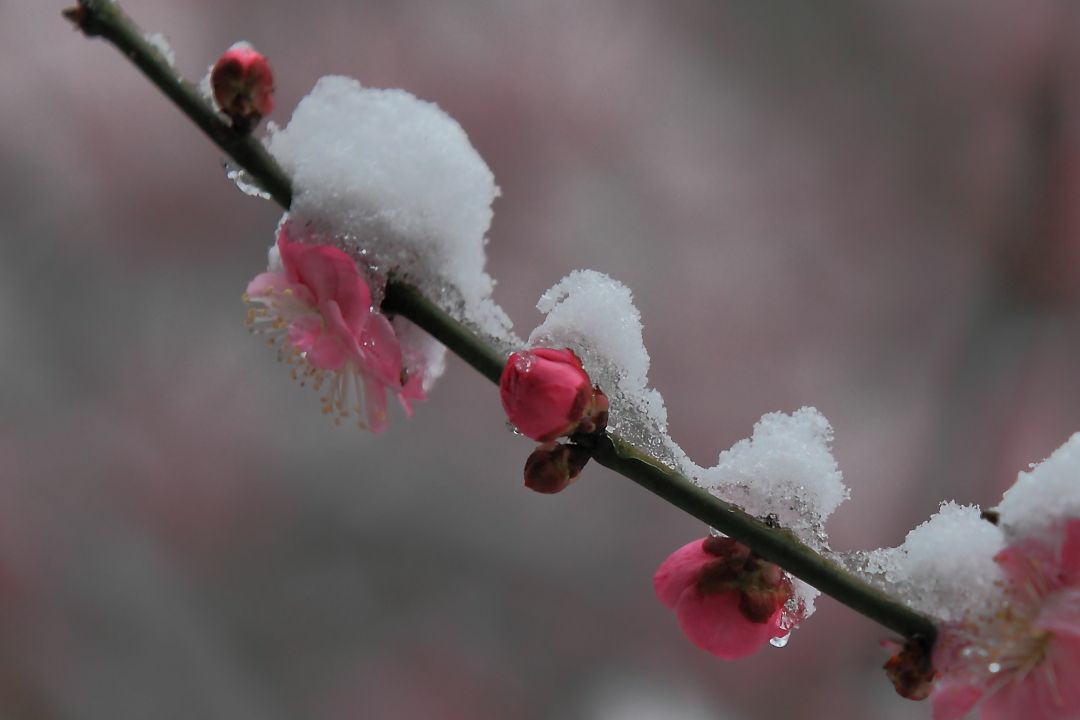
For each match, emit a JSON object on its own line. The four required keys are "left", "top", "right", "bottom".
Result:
{"left": 244, "top": 227, "right": 424, "bottom": 431}
{"left": 654, "top": 536, "right": 792, "bottom": 660}
{"left": 931, "top": 519, "right": 1080, "bottom": 719}
{"left": 500, "top": 348, "right": 608, "bottom": 442}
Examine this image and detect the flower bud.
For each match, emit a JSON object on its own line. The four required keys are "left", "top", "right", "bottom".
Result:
{"left": 523, "top": 442, "right": 591, "bottom": 494}
{"left": 211, "top": 42, "right": 274, "bottom": 133}
{"left": 500, "top": 348, "right": 592, "bottom": 442}
{"left": 883, "top": 638, "right": 935, "bottom": 701}
{"left": 654, "top": 536, "right": 793, "bottom": 659}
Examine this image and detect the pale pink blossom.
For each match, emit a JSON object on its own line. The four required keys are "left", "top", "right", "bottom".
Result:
{"left": 931, "top": 519, "right": 1080, "bottom": 719}
{"left": 244, "top": 227, "right": 424, "bottom": 431}
{"left": 653, "top": 536, "right": 792, "bottom": 660}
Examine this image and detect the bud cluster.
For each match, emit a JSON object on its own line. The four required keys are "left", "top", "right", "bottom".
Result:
{"left": 499, "top": 348, "right": 608, "bottom": 493}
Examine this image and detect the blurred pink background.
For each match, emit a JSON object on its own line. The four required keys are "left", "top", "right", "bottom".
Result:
{"left": 5, "top": 1, "right": 1080, "bottom": 718}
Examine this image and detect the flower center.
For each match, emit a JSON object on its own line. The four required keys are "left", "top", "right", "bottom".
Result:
{"left": 244, "top": 289, "right": 376, "bottom": 428}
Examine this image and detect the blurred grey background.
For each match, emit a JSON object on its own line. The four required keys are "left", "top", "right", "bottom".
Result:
{"left": 5, "top": 1, "right": 1080, "bottom": 718}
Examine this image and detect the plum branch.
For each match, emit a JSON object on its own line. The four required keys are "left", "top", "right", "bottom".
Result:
{"left": 64, "top": 0, "right": 938, "bottom": 646}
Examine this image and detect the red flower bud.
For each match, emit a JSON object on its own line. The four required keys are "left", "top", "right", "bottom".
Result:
{"left": 211, "top": 42, "right": 274, "bottom": 133}
{"left": 523, "top": 442, "right": 591, "bottom": 494}
{"left": 500, "top": 348, "right": 592, "bottom": 442}
{"left": 654, "top": 537, "right": 793, "bottom": 659}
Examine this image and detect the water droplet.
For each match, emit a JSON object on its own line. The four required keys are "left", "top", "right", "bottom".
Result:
{"left": 708, "top": 527, "right": 725, "bottom": 539}
{"left": 988, "top": 662, "right": 1002, "bottom": 674}
{"left": 506, "top": 421, "right": 523, "bottom": 436}
{"left": 224, "top": 162, "right": 272, "bottom": 199}
{"left": 769, "top": 634, "right": 790, "bottom": 649}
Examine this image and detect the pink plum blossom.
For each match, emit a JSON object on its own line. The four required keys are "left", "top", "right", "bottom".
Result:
{"left": 244, "top": 226, "right": 424, "bottom": 431}
{"left": 653, "top": 536, "right": 793, "bottom": 660}
{"left": 931, "top": 518, "right": 1080, "bottom": 720}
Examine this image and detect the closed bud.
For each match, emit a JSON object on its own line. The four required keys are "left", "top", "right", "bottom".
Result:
{"left": 523, "top": 442, "right": 591, "bottom": 494}
{"left": 211, "top": 42, "right": 274, "bottom": 133}
{"left": 654, "top": 536, "right": 795, "bottom": 659}
{"left": 500, "top": 348, "right": 592, "bottom": 442}
{"left": 883, "top": 638, "right": 935, "bottom": 701}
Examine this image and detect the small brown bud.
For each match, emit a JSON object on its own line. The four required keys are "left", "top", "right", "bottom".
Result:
{"left": 883, "top": 638, "right": 936, "bottom": 701}
{"left": 523, "top": 442, "right": 591, "bottom": 494}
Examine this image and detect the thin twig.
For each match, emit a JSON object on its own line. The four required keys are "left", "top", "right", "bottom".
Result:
{"left": 64, "top": 0, "right": 938, "bottom": 645}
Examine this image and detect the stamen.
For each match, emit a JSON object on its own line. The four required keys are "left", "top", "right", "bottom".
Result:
{"left": 244, "top": 287, "right": 380, "bottom": 429}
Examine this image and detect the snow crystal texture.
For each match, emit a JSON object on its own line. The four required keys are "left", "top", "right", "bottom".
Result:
{"left": 997, "top": 432, "right": 1080, "bottom": 541}
{"left": 863, "top": 502, "right": 1005, "bottom": 622}
{"left": 267, "top": 75, "right": 514, "bottom": 345}
{"left": 698, "top": 408, "right": 847, "bottom": 548}
{"left": 528, "top": 270, "right": 691, "bottom": 473}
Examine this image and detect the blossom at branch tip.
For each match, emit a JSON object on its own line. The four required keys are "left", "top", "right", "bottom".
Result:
{"left": 930, "top": 518, "right": 1080, "bottom": 719}
{"left": 244, "top": 225, "right": 424, "bottom": 431}
{"left": 654, "top": 536, "right": 793, "bottom": 660}
{"left": 499, "top": 348, "right": 607, "bottom": 442}
{"left": 211, "top": 42, "right": 274, "bottom": 132}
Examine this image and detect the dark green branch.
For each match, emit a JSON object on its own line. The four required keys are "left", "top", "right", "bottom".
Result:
{"left": 65, "top": 0, "right": 292, "bottom": 209}
{"left": 381, "top": 281, "right": 506, "bottom": 384}
{"left": 65, "top": 0, "right": 937, "bottom": 646}
{"left": 590, "top": 434, "right": 934, "bottom": 640}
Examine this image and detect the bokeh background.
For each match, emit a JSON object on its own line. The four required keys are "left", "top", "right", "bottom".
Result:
{"left": 5, "top": 1, "right": 1080, "bottom": 718}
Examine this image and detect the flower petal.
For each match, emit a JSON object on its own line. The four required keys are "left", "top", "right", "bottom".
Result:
{"left": 653, "top": 539, "right": 712, "bottom": 609}
{"left": 306, "top": 333, "right": 348, "bottom": 371}
{"left": 1058, "top": 519, "right": 1080, "bottom": 585}
{"left": 246, "top": 271, "right": 289, "bottom": 297}
{"left": 360, "top": 313, "right": 405, "bottom": 387}
{"left": 1037, "top": 587, "right": 1080, "bottom": 639}
{"left": 931, "top": 683, "right": 982, "bottom": 720}
{"left": 981, "top": 637, "right": 1080, "bottom": 719}
{"left": 287, "top": 315, "right": 323, "bottom": 354}
{"left": 674, "top": 588, "right": 777, "bottom": 660}
{"left": 278, "top": 230, "right": 372, "bottom": 332}
{"left": 397, "top": 366, "right": 427, "bottom": 417}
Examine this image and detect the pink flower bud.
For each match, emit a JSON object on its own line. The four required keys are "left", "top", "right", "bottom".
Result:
{"left": 211, "top": 42, "right": 274, "bottom": 133}
{"left": 523, "top": 442, "right": 591, "bottom": 494}
{"left": 653, "top": 536, "right": 793, "bottom": 660}
{"left": 500, "top": 348, "right": 592, "bottom": 442}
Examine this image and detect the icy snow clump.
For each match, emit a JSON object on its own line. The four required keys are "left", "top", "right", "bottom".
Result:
{"left": 696, "top": 407, "right": 849, "bottom": 624}
{"left": 861, "top": 502, "right": 1005, "bottom": 622}
{"left": 996, "top": 432, "right": 1080, "bottom": 542}
{"left": 698, "top": 407, "right": 847, "bottom": 549}
{"left": 528, "top": 270, "right": 693, "bottom": 474}
{"left": 266, "top": 75, "right": 516, "bottom": 348}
